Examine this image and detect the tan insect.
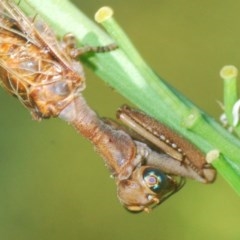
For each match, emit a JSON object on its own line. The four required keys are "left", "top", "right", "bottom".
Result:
{"left": 0, "top": 0, "right": 115, "bottom": 119}
{"left": 0, "top": 0, "right": 216, "bottom": 212}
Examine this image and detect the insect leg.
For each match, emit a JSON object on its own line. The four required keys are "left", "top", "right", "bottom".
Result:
{"left": 62, "top": 33, "right": 117, "bottom": 58}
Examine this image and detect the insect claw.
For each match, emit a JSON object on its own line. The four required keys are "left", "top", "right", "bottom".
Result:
{"left": 202, "top": 166, "right": 217, "bottom": 183}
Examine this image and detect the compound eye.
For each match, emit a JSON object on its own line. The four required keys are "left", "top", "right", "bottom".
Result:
{"left": 143, "top": 168, "right": 168, "bottom": 193}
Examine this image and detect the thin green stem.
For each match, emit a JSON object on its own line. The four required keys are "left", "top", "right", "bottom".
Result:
{"left": 220, "top": 65, "right": 240, "bottom": 136}
{"left": 95, "top": 8, "right": 190, "bottom": 119}
{"left": 224, "top": 77, "right": 238, "bottom": 124}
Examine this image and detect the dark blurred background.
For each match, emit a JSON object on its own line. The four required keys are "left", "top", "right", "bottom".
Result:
{"left": 0, "top": 0, "right": 239, "bottom": 239}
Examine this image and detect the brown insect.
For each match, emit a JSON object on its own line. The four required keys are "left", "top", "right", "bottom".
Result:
{"left": 0, "top": 0, "right": 116, "bottom": 120}
{"left": 0, "top": 0, "right": 216, "bottom": 213}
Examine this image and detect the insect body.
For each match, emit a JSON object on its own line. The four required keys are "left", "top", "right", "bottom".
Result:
{"left": 0, "top": 0, "right": 86, "bottom": 119}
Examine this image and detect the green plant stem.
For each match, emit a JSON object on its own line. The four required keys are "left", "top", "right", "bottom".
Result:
{"left": 224, "top": 77, "right": 237, "bottom": 124}
{"left": 17, "top": 0, "right": 240, "bottom": 194}
{"left": 220, "top": 65, "right": 240, "bottom": 136}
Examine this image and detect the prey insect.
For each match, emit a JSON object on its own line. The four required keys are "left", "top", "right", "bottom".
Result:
{"left": 0, "top": 0, "right": 117, "bottom": 120}
{"left": 0, "top": 0, "right": 216, "bottom": 213}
